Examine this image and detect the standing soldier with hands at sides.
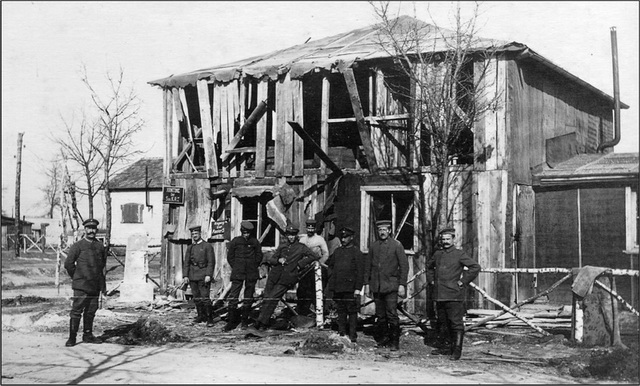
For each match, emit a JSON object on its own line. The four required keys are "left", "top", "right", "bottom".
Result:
{"left": 426, "top": 228, "right": 481, "bottom": 360}
{"left": 64, "top": 218, "right": 107, "bottom": 347}
{"left": 182, "top": 225, "right": 216, "bottom": 327}
{"left": 325, "top": 226, "right": 364, "bottom": 342}
{"left": 364, "top": 220, "right": 409, "bottom": 351}
{"left": 224, "top": 221, "right": 263, "bottom": 331}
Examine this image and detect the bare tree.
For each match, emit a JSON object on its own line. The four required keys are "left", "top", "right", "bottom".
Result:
{"left": 370, "top": 1, "right": 500, "bottom": 249}
{"left": 54, "top": 111, "right": 104, "bottom": 220}
{"left": 81, "top": 66, "right": 144, "bottom": 247}
{"left": 39, "top": 155, "right": 63, "bottom": 218}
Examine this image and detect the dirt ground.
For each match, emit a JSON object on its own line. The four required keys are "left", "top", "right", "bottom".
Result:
{"left": 2, "top": 250, "right": 638, "bottom": 384}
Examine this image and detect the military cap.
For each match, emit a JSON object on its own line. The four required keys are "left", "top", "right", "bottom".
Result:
{"left": 338, "top": 227, "right": 355, "bottom": 238}
{"left": 305, "top": 218, "right": 317, "bottom": 225}
{"left": 285, "top": 225, "right": 299, "bottom": 235}
{"left": 189, "top": 225, "right": 202, "bottom": 232}
{"left": 240, "top": 221, "right": 254, "bottom": 231}
{"left": 439, "top": 227, "right": 456, "bottom": 236}
{"left": 83, "top": 218, "right": 99, "bottom": 228}
{"left": 375, "top": 220, "right": 392, "bottom": 228}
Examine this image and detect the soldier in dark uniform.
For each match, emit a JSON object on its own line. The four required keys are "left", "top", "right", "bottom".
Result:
{"left": 182, "top": 225, "right": 216, "bottom": 327}
{"left": 326, "top": 227, "right": 364, "bottom": 342}
{"left": 249, "top": 225, "right": 319, "bottom": 331}
{"left": 64, "top": 218, "right": 106, "bottom": 347}
{"left": 224, "top": 220, "right": 263, "bottom": 331}
{"left": 364, "top": 219, "right": 409, "bottom": 351}
{"left": 426, "top": 228, "right": 481, "bottom": 360}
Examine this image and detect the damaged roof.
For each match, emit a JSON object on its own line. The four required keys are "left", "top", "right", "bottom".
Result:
{"left": 148, "top": 15, "right": 625, "bottom": 108}
{"left": 109, "top": 157, "right": 164, "bottom": 190}
{"left": 533, "top": 152, "right": 639, "bottom": 186}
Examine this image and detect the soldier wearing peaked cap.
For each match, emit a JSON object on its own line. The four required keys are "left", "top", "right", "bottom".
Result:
{"left": 364, "top": 219, "right": 409, "bottom": 351}
{"left": 296, "top": 218, "right": 329, "bottom": 317}
{"left": 249, "top": 224, "right": 320, "bottom": 331}
{"left": 426, "top": 227, "right": 481, "bottom": 360}
{"left": 326, "top": 226, "right": 363, "bottom": 342}
{"left": 182, "top": 224, "right": 216, "bottom": 327}
{"left": 64, "top": 218, "right": 106, "bottom": 347}
{"left": 224, "top": 220, "right": 263, "bottom": 331}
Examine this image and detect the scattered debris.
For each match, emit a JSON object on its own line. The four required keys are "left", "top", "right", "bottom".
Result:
{"left": 300, "top": 332, "right": 345, "bottom": 355}
{"left": 101, "top": 317, "right": 189, "bottom": 345}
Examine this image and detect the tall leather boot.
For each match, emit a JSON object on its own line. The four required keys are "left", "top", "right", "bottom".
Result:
{"left": 450, "top": 331, "right": 464, "bottom": 360}
{"left": 223, "top": 306, "right": 239, "bottom": 331}
{"left": 390, "top": 325, "right": 400, "bottom": 351}
{"left": 65, "top": 317, "right": 81, "bottom": 347}
{"left": 431, "top": 327, "right": 453, "bottom": 355}
{"left": 82, "top": 315, "right": 102, "bottom": 344}
{"left": 205, "top": 302, "right": 215, "bottom": 327}
{"left": 337, "top": 312, "right": 348, "bottom": 336}
{"left": 376, "top": 321, "right": 391, "bottom": 348}
{"left": 193, "top": 302, "right": 205, "bottom": 323}
{"left": 348, "top": 313, "right": 358, "bottom": 343}
{"left": 240, "top": 306, "right": 251, "bottom": 330}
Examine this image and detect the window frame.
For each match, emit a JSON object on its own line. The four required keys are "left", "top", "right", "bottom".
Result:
{"left": 121, "top": 202, "right": 144, "bottom": 224}
{"left": 359, "top": 185, "right": 419, "bottom": 254}
{"left": 231, "top": 195, "right": 280, "bottom": 250}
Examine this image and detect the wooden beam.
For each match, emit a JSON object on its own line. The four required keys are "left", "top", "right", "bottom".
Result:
{"left": 320, "top": 76, "right": 330, "bottom": 174}
{"left": 293, "top": 79, "right": 304, "bottom": 176}
{"left": 220, "top": 100, "right": 268, "bottom": 162}
{"left": 196, "top": 79, "right": 219, "bottom": 177}
{"left": 288, "top": 121, "right": 343, "bottom": 177}
{"left": 163, "top": 88, "right": 173, "bottom": 179}
{"left": 370, "top": 118, "right": 409, "bottom": 158}
{"left": 172, "top": 127, "right": 202, "bottom": 170}
{"left": 342, "top": 68, "right": 379, "bottom": 173}
{"left": 225, "top": 147, "right": 257, "bottom": 154}
{"left": 255, "top": 81, "right": 268, "bottom": 178}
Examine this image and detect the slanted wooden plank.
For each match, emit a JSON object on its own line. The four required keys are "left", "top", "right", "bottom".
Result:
{"left": 343, "top": 68, "right": 379, "bottom": 173}
{"left": 320, "top": 76, "right": 330, "bottom": 174}
{"left": 255, "top": 81, "right": 268, "bottom": 178}
{"left": 163, "top": 88, "right": 173, "bottom": 179}
{"left": 220, "top": 100, "right": 268, "bottom": 162}
{"left": 373, "top": 69, "right": 388, "bottom": 167}
{"left": 283, "top": 75, "right": 294, "bottom": 177}
{"left": 197, "top": 79, "right": 219, "bottom": 177}
{"left": 219, "top": 85, "right": 230, "bottom": 178}
{"left": 226, "top": 147, "right": 257, "bottom": 154}
{"left": 288, "top": 121, "right": 343, "bottom": 177}
{"left": 293, "top": 79, "right": 304, "bottom": 176}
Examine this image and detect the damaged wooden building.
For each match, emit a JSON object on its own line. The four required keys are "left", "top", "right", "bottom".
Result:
{"left": 149, "top": 16, "right": 632, "bottom": 313}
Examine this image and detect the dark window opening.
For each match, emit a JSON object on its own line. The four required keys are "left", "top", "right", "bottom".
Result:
{"left": 240, "top": 193, "right": 277, "bottom": 247}
{"left": 368, "top": 191, "right": 414, "bottom": 250}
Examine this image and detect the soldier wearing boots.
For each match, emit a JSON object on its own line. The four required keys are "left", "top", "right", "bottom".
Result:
{"left": 224, "top": 221, "right": 263, "bottom": 331}
{"left": 64, "top": 218, "right": 107, "bottom": 347}
{"left": 326, "top": 227, "right": 364, "bottom": 343}
{"left": 182, "top": 225, "right": 216, "bottom": 327}
{"left": 426, "top": 228, "right": 481, "bottom": 360}
{"left": 364, "top": 220, "right": 409, "bottom": 351}
{"left": 249, "top": 225, "right": 319, "bottom": 331}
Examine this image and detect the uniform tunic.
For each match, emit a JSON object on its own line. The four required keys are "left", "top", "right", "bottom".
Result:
{"left": 227, "top": 235, "right": 263, "bottom": 281}
{"left": 426, "top": 247, "right": 480, "bottom": 301}
{"left": 182, "top": 240, "right": 215, "bottom": 281}
{"left": 65, "top": 238, "right": 106, "bottom": 294}
{"left": 364, "top": 238, "right": 409, "bottom": 293}
{"left": 326, "top": 244, "right": 364, "bottom": 294}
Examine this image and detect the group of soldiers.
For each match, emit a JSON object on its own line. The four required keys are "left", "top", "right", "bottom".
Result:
{"left": 63, "top": 216, "right": 481, "bottom": 360}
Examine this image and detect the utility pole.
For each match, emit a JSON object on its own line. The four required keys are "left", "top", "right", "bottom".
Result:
{"left": 14, "top": 132, "right": 24, "bottom": 257}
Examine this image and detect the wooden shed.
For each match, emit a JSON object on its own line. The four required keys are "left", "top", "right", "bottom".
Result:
{"left": 148, "top": 16, "right": 626, "bottom": 313}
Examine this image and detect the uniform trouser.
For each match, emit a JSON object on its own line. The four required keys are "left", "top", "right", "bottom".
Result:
{"left": 334, "top": 291, "right": 359, "bottom": 333}
{"left": 227, "top": 278, "right": 257, "bottom": 309}
{"left": 435, "top": 301, "right": 465, "bottom": 333}
{"left": 373, "top": 291, "right": 399, "bottom": 328}
{"left": 70, "top": 289, "right": 100, "bottom": 321}
{"left": 296, "top": 269, "right": 315, "bottom": 314}
{"left": 257, "top": 282, "right": 290, "bottom": 325}
{"left": 190, "top": 280, "right": 212, "bottom": 305}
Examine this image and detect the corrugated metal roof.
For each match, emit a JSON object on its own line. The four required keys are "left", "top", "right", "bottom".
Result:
{"left": 109, "top": 157, "right": 164, "bottom": 190}
{"left": 533, "top": 152, "right": 639, "bottom": 186}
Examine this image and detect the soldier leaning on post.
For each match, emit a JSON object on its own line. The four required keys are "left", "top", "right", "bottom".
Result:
{"left": 426, "top": 227, "right": 481, "bottom": 360}
{"left": 224, "top": 220, "right": 263, "bottom": 331}
{"left": 325, "top": 226, "right": 364, "bottom": 343}
{"left": 64, "top": 218, "right": 107, "bottom": 347}
{"left": 248, "top": 225, "right": 320, "bottom": 332}
{"left": 182, "top": 225, "right": 216, "bottom": 327}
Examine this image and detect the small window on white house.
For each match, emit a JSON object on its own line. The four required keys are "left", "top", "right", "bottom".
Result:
{"left": 360, "top": 186, "right": 419, "bottom": 253}
{"left": 121, "top": 203, "right": 144, "bottom": 224}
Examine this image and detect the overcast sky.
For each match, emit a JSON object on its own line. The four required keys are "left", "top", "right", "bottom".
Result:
{"left": 2, "top": 1, "right": 638, "bottom": 220}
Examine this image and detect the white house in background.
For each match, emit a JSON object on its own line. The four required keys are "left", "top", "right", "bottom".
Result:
{"left": 24, "top": 216, "right": 64, "bottom": 248}
{"left": 109, "top": 157, "right": 164, "bottom": 247}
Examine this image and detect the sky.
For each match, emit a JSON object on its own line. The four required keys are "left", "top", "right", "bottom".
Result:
{"left": 2, "top": 1, "right": 639, "bottom": 221}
